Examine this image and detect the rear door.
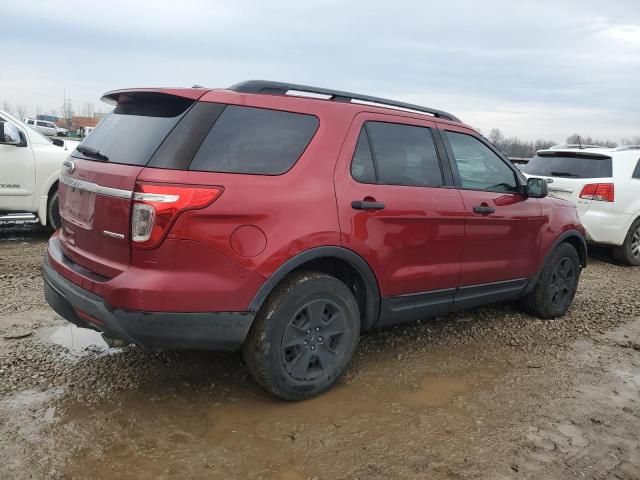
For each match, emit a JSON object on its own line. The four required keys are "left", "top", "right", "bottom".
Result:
{"left": 439, "top": 124, "right": 545, "bottom": 299}
{"left": 58, "top": 91, "right": 201, "bottom": 278}
{"left": 334, "top": 113, "right": 465, "bottom": 324}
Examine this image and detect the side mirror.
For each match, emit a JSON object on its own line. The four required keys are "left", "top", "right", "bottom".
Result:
{"left": 0, "top": 121, "right": 23, "bottom": 146}
{"left": 526, "top": 177, "right": 548, "bottom": 198}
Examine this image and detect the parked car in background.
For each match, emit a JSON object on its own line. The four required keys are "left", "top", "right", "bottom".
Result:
{"left": 24, "top": 118, "right": 68, "bottom": 137}
{"left": 522, "top": 147, "right": 640, "bottom": 265}
{"left": 1, "top": 110, "right": 77, "bottom": 229}
{"left": 44, "top": 81, "right": 586, "bottom": 401}
{"left": 79, "top": 126, "right": 94, "bottom": 138}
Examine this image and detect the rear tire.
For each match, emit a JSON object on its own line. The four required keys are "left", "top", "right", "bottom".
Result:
{"left": 242, "top": 271, "right": 360, "bottom": 401}
{"left": 520, "top": 243, "right": 581, "bottom": 319}
{"left": 612, "top": 218, "right": 640, "bottom": 266}
{"left": 47, "top": 189, "right": 61, "bottom": 231}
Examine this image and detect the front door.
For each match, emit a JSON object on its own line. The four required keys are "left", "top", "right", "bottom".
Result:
{"left": 438, "top": 124, "right": 545, "bottom": 307}
{"left": 334, "top": 113, "right": 466, "bottom": 325}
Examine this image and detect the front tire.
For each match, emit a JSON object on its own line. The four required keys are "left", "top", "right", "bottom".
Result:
{"left": 613, "top": 218, "right": 640, "bottom": 266}
{"left": 520, "top": 243, "right": 581, "bottom": 319}
{"left": 242, "top": 271, "right": 360, "bottom": 401}
{"left": 47, "top": 189, "right": 61, "bottom": 231}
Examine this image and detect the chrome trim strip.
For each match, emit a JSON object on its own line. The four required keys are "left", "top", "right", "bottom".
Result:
{"left": 102, "top": 230, "right": 125, "bottom": 240}
{"left": 132, "top": 192, "right": 180, "bottom": 203}
{"left": 60, "top": 175, "right": 133, "bottom": 200}
{"left": 549, "top": 187, "right": 574, "bottom": 193}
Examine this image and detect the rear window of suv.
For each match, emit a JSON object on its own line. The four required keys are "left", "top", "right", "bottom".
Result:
{"left": 76, "top": 96, "right": 319, "bottom": 175}
{"left": 73, "top": 92, "right": 195, "bottom": 166}
{"left": 522, "top": 152, "right": 613, "bottom": 178}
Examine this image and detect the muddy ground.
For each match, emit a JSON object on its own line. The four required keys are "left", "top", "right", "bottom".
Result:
{"left": 0, "top": 226, "right": 638, "bottom": 480}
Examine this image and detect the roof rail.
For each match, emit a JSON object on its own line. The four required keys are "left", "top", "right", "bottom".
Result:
{"left": 228, "top": 80, "right": 461, "bottom": 123}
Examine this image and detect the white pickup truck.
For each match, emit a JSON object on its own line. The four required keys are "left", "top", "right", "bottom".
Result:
{"left": 0, "top": 109, "right": 78, "bottom": 229}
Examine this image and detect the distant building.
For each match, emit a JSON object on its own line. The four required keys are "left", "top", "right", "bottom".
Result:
{"left": 55, "top": 116, "right": 99, "bottom": 131}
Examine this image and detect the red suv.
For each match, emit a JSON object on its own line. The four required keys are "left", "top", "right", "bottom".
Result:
{"left": 44, "top": 81, "right": 586, "bottom": 400}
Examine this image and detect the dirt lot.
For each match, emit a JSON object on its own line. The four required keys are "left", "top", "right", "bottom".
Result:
{"left": 0, "top": 226, "right": 639, "bottom": 480}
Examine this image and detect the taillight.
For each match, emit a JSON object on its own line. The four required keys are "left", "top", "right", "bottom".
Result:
{"left": 579, "top": 183, "right": 614, "bottom": 202}
{"left": 131, "top": 183, "right": 223, "bottom": 249}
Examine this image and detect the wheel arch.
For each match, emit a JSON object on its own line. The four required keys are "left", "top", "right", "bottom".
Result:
{"left": 36, "top": 174, "right": 60, "bottom": 226}
{"left": 524, "top": 229, "right": 587, "bottom": 295}
{"left": 249, "top": 246, "right": 381, "bottom": 330}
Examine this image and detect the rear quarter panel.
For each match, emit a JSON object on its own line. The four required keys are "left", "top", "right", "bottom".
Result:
{"left": 138, "top": 93, "right": 356, "bottom": 280}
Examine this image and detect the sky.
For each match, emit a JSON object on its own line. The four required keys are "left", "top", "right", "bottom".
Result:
{"left": 1, "top": 0, "right": 639, "bottom": 142}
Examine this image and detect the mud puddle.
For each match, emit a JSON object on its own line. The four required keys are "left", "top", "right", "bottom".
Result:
{"left": 38, "top": 324, "right": 120, "bottom": 359}
{"left": 49, "top": 347, "right": 506, "bottom": 479}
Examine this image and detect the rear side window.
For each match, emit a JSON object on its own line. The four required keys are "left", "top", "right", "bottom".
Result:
{"left": 522, "top": 154, "right": 613, "bottom": 179}
{"left": 36, "top": 121, "right": 47, "bottom": 127}
{"left": 189, "top": 106, "right": 319, "bottom": 175}
{"left": 351, "top": 121, "right": 443, "bottom": 187}
{"left": 633, "top": 159, "right": 640, "bottom": 179}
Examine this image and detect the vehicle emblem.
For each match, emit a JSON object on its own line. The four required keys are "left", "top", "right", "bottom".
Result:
{"left": 63, "top": 160, "right": 75, "bottom": 175}
{"left": 545, "top": 178, "right": 554, "bottom": 184}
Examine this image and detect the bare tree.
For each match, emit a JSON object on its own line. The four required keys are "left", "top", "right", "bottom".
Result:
{"left": 82, "top": 102, "right": 95, "bottom": 118}
{"left": 488, "top": 128, "right": 556, "bottom": 158}
{"left": 534, "top": 139, "right": 556, "bottom": 151}
{"left": 61, "top": 99, "right": 73, "bottom": 129}
{"left": 2, "top": 101, "right": 13, "bottom": 114}
{"left": 621, "top": 136, "right": 640, "bottom": 146}
{"left": 566, "top": 134, "right": 617, "bottom": 148}
{"left": 488, "top": 128, "right": 504, "bottom": 146}
{"left": 16, "top": 104, "right": 27, "bottom": 120}
{"left": 36, "top": 106, "right": 42, "bottom": 116}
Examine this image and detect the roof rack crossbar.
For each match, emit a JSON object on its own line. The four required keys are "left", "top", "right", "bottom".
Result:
{"left": 229, "top": 80, "right": 461, "bottom": 123}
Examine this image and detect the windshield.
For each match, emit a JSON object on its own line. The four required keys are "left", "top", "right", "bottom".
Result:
{"left": 522, "top": 153, "right": 612, "bottom": 179}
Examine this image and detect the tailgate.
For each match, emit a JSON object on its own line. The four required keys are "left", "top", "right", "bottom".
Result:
{"left": 56, "top": 90, "right": 202, "bottom": 279}
{"left": 59, "top": 160, "right": 141, "bottom": 278}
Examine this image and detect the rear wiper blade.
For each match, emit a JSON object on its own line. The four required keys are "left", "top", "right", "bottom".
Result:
{"left": 550, "top": 171, "right": 579, "bottom": 177}
{"left": 76, "top": 145, "right": 109, "bottom": 161}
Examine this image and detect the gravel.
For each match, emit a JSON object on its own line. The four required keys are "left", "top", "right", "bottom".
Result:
{"left": 1, "top": 231, "right": 639, "bottom": 405}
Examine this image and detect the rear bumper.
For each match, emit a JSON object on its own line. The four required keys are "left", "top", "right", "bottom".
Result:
{"left": 43, "top": 254, "right": 254, "bottom": 351}
{"left": 580, "top": 209, "right": 631, "bottom": 246}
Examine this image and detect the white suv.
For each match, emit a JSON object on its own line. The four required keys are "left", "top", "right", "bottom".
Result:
{"left": 24, "top": 118, "right": 68, "bottom": 137}
{"left": 522, "top": 147, "right": 640, "bottom": 265}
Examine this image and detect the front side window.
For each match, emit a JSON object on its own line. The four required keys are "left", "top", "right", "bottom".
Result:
{"left": 446, "top": 131, "right": 518, "bottom": 192}
{"left": 350, "top": 121, "right": 443, "bottom": 187}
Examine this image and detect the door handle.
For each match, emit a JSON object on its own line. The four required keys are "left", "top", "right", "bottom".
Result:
{"left": 352, "top": 200, "right": 385, "bottom": 210}
{"left": 473, "top": 204, "right": 495, "bottom": 215}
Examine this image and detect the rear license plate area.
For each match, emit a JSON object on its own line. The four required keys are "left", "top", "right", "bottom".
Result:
{"left": 62, "top": 187, "right": 96, "bottom": 228}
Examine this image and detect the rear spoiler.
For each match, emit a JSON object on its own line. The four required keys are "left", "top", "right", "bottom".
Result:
{"left": 101, "top": 87, "right": 210, "bottom": 105}
{"left": 536, "top": 150, "right": 612, "bottom": 160}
